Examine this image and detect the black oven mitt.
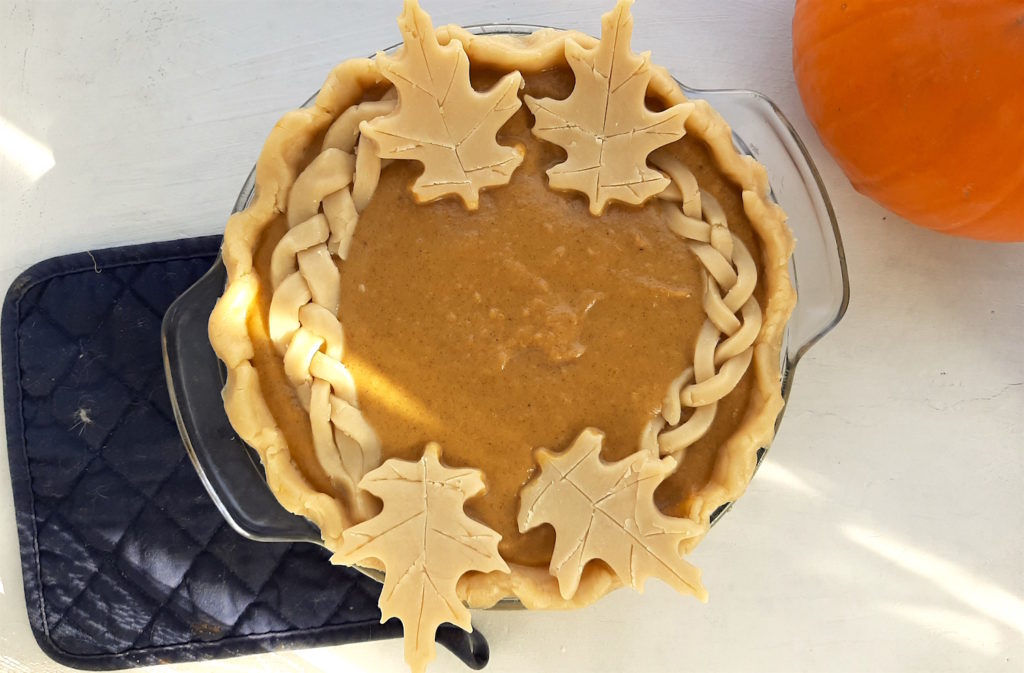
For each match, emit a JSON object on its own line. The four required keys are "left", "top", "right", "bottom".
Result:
{"left": 1, "top": 236, "right": 488, "bottom": 670}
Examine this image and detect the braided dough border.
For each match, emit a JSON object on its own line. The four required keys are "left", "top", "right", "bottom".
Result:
{"left": 263, "top": 95, "right": 397, "bottom": 526}
{"left": 646, "top": 149, "right": 763, "bottom": 461}
{"left": 209, "top": 27, "right": 795, "bottom": 611}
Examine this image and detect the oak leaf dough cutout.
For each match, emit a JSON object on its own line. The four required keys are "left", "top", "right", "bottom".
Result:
{"left": 525, "top": 0, "right": 694, "bottom": 214}
{"left": 518, "top": 428, "right": 708, "bottom": 601}
{"left": 360, "top": 0, "right": 525, "bottom": 209}
{"left": 335, "top": 443, "right": 509, "bottom": 673}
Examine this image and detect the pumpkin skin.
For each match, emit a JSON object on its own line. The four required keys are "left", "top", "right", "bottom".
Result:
{"left": 793, "top": 0, "right": 1024, "bottom": 241}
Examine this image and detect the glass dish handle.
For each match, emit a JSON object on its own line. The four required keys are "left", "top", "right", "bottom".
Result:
{"left": 162, "top": 260, "right": 323, "bottom": 544}
{"left": 691, "top": 88, "right": 850, "bottom": 396}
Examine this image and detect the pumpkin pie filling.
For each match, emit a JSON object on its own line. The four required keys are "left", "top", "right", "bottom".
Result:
{"left": 248, "top": 67, "right": 766, "bottom": 568}
{"left": 211, "top": 4, "right": 796, "bottom": 669}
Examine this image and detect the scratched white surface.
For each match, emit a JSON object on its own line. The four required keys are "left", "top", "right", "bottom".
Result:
{"left": 1, "top": 1, "right": 1022, "bottom": 672}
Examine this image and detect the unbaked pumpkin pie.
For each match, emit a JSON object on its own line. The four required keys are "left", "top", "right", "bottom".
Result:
{"left": 208, "top": 1, "right": 795, "bottom": 670}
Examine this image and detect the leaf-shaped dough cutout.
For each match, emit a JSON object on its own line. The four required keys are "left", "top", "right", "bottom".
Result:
{"left": 518, "top": 428, "right": 708, "bottom": 601}
{"left": 335, "top": 443, "right": 509, "bottom": 673}
{"left": 525, "top": 0, "right": 694, "bottom": 214}
{"left": 360, "top": 0, "right": 525, "bottom": 209}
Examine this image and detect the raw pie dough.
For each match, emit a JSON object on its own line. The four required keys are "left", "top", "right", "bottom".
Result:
{"left": 209, "top": 0, "right": 795, "bottom": 670}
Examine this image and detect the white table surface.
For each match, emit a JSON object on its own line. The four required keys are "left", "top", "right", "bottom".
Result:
{"left": 2, "top": 1, "right": 1022, "bottom": 672}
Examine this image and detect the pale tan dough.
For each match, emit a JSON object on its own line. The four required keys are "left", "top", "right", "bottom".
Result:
{"left": 525, "top": 0, "right": 692, "bottom": 214}
{"left": 518, "top": 427, "right": 707, "bottom": 601}
{"left": 358, "top": 0, "right": 525, "bottom": 209}
{"left": 335, "top": 445, "right": 508, "bottom": 673}
{"left": 209, "top": 0, "right": 795, "bottom": 613}
{"left": 648, "top": 149, "right": 764, "bottom": 459}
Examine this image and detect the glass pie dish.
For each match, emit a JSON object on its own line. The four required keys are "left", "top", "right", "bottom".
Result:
{"left": 162, "top": 23, "right": 849, "bottom": 616}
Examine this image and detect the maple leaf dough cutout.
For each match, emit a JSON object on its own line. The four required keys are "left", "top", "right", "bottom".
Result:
{"left": 335, "top": 443, "right": 509, "bottom": 673}
{"left": 360, "top": 0, "right": 525, "bottom": 209}
{"left": 518, "top": 428, "right": 708, "bottom": 601}
{"left": 524, "top": 0, "right": 694, "bottom": 214}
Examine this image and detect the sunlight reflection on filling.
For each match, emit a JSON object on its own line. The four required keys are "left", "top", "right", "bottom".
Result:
{"left": 844, "top": 524, "right": 1024, "bottom": 637}
{"left": 0, "top": 117, "right": 55, "bottom": 182}
{"left": 343, "top": 353, "right": 443, "bottom": 436}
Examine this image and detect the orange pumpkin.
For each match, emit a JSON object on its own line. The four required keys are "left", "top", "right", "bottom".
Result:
{"left": 793, "top": 0, "right": 1024, "bottom": 241}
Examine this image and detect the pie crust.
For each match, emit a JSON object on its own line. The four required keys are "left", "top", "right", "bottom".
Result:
{"left": 209, "top": 0, "right": 794, "bottom": 620}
